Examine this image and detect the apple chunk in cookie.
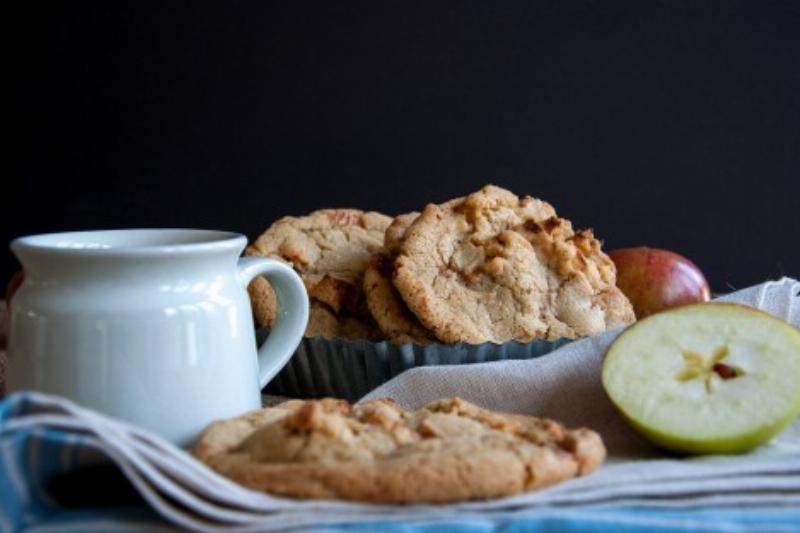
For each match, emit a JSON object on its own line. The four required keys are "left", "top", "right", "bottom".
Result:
{"left": 602, "top": 303, "right": 800, "bottom": 454}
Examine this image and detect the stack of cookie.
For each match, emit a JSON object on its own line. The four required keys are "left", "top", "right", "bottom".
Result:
{"left": 247, "top": 209, "right": 391, "bottom": 341}
{"left": 247, "top": 185, "right": 635, "bottom": 346}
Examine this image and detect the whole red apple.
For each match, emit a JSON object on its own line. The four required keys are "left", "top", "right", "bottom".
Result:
{"left": 5, "top": 270, "right": 24, "bottom": 308}
{"left": 609, "top": 247, "right": 710, "bottom": 318}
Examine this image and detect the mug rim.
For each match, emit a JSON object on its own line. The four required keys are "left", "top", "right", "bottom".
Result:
{"left": 11, "top": 228, "right": 247, "bottom": 257}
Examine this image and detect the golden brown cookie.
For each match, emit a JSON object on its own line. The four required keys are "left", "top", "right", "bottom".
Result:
{"left": 305, "top": 301, "right": 383, "bottom": 341}
{"left": 383, "top": 211, "right": 419, "bottom": 254}
{"left": 246, "top": 209, "right": 391, "bottom": 340}
{"left": 192, "top": 397, "right": 605, "bottom": 503}
{"left": 363, "top": 211, "right": 436, "bottom": 343}
{"left": 394, "top": 185, "right": 635, "bottom": 344}
{"left": 363, "top": 252, "right": 436, "bottom": 344}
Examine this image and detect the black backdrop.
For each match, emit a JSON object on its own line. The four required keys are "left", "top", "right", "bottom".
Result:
{"left": 7, "top": 1, "right": 800, "bottom": 292}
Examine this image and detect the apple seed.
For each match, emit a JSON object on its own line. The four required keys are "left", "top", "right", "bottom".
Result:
{"left": 712, "top": 362, "right": 740, "bottom": 380}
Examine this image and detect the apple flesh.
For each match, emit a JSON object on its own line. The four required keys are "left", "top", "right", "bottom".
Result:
{"left": 609, "top": 247, "right": 710, "bottom": 318}
{"left": 602, "top": 303, "right": 800, "bottom": 454}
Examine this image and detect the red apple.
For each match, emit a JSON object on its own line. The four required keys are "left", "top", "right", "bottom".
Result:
{"left": 609, "top": 247, "right": 710, "bottom": 318}
{"left": 5, "top": 270, "right": 24, "bottom": 308}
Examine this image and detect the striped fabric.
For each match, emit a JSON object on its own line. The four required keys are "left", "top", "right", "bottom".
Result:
{"left": 2, "top": 392, "right": 800, "bottom": 532}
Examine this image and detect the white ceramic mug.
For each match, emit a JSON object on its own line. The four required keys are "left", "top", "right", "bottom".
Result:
{"left": 6, "top": 229, "right": 309, "bottom": 445}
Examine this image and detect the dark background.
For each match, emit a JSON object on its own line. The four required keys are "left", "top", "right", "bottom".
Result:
{"left": 7, "top": 1, "right": 800, "bottom": 292}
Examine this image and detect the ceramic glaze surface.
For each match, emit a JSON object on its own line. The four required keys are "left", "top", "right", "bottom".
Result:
{"left": 6, "top": 229, "right": 308, "bottom": 445}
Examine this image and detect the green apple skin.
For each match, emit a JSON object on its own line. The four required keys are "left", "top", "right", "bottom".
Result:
{"left": 602, "top": 303, "right": 800, "bottom": 455}
{"left": 619, "top": 404, "right": 800, "bottom": 455}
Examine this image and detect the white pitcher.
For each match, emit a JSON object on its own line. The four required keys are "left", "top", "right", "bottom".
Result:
{"left": 6, "top": 229, "right": 309, "bottom": 445}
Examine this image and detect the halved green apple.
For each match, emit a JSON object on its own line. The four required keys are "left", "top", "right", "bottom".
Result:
{"left": 602, "top": 303, "right": 800, "bottom": 454}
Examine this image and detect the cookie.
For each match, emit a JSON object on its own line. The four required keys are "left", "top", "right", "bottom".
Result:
{"left": 394, "top": 185, "right": 635, "bottom": 344}
{"left": 364, "top": 252, "right": 436, "bottom": 344}
{"left": 362, "top": 211, "right": 436, "bottom": 343}
{"left": 192, "top": 397, "right": 605, "bottom": 503}
{"left": 246, "top": 209, "right": 391, "bottom": 340}
{"left": 306, "top": 301, "right": 383, "bottom": 341}
{"left": 383, "top": 211, "right": 419, "bottom": 254}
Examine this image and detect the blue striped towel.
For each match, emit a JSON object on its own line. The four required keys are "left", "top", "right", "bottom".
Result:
{"left": 2, "top": 390, "right": 799, "bottom": 533}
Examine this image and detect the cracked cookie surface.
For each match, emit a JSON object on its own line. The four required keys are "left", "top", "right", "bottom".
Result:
{"left": 192, "top": 397, "right": 605, "bottom": 503}
{"left": 246, "top": 209, "right": 391, "bottom": 340}
{"left": 394, "top": 185, "right": 635, "bottom": 344}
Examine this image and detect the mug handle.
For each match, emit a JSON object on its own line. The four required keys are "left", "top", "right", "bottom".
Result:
{"left": 237, "top": 257, "right": 309, "bottom": 388}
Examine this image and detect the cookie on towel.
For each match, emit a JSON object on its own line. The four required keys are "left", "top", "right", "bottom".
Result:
{"left": 192, "top": 397, "right": 605, "bottom": 503}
